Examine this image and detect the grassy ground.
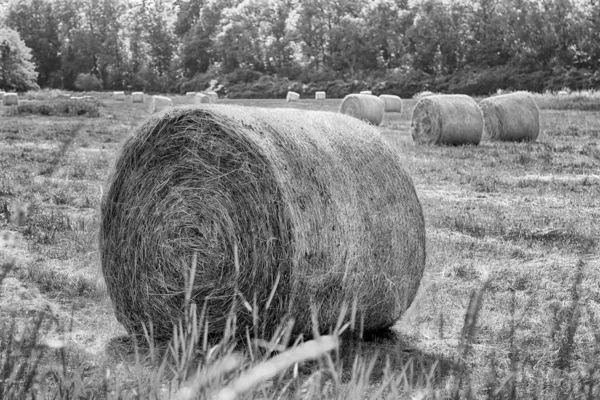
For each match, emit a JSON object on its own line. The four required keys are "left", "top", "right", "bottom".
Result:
{"left": 0, "top": 93, "right": 599, "bottom": 398}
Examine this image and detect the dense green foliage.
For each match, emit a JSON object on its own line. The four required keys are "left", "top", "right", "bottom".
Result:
{"left": 2, "top": 0, "right": 600, "bottom": 97}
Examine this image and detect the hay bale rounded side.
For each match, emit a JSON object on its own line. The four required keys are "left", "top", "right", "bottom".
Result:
{"left": 3, "top": 93, "right": 18, "bottom": 106}
{"left": 339, "top": 94, "right": 385, "bottom": 126}
{"left": 132, "top": 92, "right": 145, "bottom": 103}
{"left": 286, "top": 91, "right": 300, "bottom": 102}
{"left": 315, "top": 91, "right": 326, "bottom": 100}
{"left": 113, "top": 91, "right": 125, "bottom": 101}
{"left": 379, "top": 94, "right": 402, "bottom": 113}
{"left": 410, "top": 94, "right": 483, "bottom": 145}
{"left": 195, "top": 93, "right": 210, "bottom": 104}
{"left": 360, "top": 90, "right": 372, "bottom": 95}
{"left": 150, "top": 95, "right": 172, "bottom": 113}
{"left": 100, "top": 106, "right": 426, "bottom": 340}
{"left": 479, "top": 92, "right": 540, "bottom": 142}
{"left": 186, "top": 92, "right": 196, "bottom": 97}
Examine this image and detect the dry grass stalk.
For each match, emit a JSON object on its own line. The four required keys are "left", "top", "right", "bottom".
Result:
{"left": 315, "top": 91, "right": 326, "bottom": 100}
{"left": 149, "top": 95, "right": 172, "bottom": 113}
{"left": 340, "top": 94, "right": 385, "bottom": 126}
{"left": 113, "top": 91, "right": 125, "bottom": 101}
{"left": 100, "top": 105, "right": 426, "bottom": 340}
{"left": 286, "top": 91, "right": 299, "bottom": 102}
{"left": 411, "top": 94, "right": 483, "bottom": 145}
{"left": 379, "top": 94, "right": 402, "bottom": 113}
{"left": 479, "top": 91, "right": 540, "bottom": 142}
{"left": 132, "top": 92, "right": 144, "bottom": 103}
{"left": 3, "top": 93, "right": 18, "bottom": 106}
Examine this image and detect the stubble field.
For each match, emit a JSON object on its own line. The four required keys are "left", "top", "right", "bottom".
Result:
{"left": 0, "top": 93, "right": 599, "bottom": 398}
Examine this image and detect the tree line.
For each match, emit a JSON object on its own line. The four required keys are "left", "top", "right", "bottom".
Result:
{"left": 1, "top": 0, "right": 599, "bottom": 97}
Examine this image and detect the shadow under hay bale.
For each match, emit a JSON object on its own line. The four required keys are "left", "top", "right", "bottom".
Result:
{"left": 101, "top": 105, "right": 426, "bottom": 341}
{"left": 479, "top": 91, "right": 540, "bottom": 142}
{"left": 340, "top": 94, "right": 385, "bottom": 126}
{"left": 411, "top": 94, "right": 483, "bottom": 145}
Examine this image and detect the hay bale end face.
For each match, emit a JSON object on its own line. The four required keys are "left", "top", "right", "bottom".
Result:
{"left": 479, "top": 91, "right": 540, "bottom": 142}
{"left": 205, "top": 91, "right": 218, "bottom": 103}
{"left": 132, "top": 92, "right": 145, "bottom": 103}
{"left": 411, "top": 94, "right": 483, "bottom": 145}
{"left": 340, "top": 94, "right": 385, "bottom": 126}
{"left": 379, "top": 94, "right": 402, "bottom": 113}
{"left": 113, "top": 91, "right": 125, "bottom": 101}
{"left": 3, "top": 93, "right": 18, "bottom": 106}
{"left": 315, "top": 91, "right": 326, "bottom": 100}
{"left": 101, "top": 105, "right": 426, "bottom": 340}
{"left": 195, "top": 93, "right": 210, "bottom": 104}
{"left": 286, "top": 91, "right": 300, "bottom": 102}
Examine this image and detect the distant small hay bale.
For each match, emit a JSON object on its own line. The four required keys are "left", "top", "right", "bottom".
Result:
{"left": 360, "top": 90, "right": 372, "bottom": 95}
{"left": 3, "top": 93, "right": 18, "bottom": 106}
{"left": 379, "top": 94, "right": 402, "bottom": 113}
{"left": 557, "top": 90, "right": 568, "bottom": 96}
{"left": 100, "top": 106, "right": 426, "bottom": 340}
{"left": 150, "top": 95, "right": 172, "bottom": 113}
{"left": 411, "top": 94, "right": 483, "bottom": 145}
{"left": 204, "top": 91, "right": 218, "bottom": 103}
{"left": 194, "top": 93, "right": 210, "bottom": 104}
{"left": 315, "top": 91, "right": 326, "bottom": 100}
{"left": 132, "top": 92, "right": 144, "bottom": 103}
{"left": 415, "top": 91, "right": 435, "bottom": 99}
{"left": 339, "top": 94, "right": 385, "bottom": 126}
{"left": 186, "top": 92, "right": 196, "bottom": 97}
{"left": 286, "top": 91, "right": 300, "bottom": 102}
{"left": 113, "top": 91, "right": 125, "bottom": 101}
{"left": 479, "top": 91, "right": 540, "bottom": 142}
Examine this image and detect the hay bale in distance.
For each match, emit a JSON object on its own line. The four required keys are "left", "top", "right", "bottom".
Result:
{"left": 194, "top": 93, "right": 210, "bottom": 104}
{"left": 3, "top": 93, "right": 18, "bottom": 106}
{"left": 114, "top": 91, "right": 125, "bottom": 101}
{"left": 286, "top": 91, "right": 300, "bottom": 102}
{"left": 186, "top": 92, "right": 196, "bottom": 97}
{"left": 339, "top": 94, "right": 385, "bottom": 126}
{"left": 204, "top": 91, "right": 218, "bottom": 103}
{"left": 557, "top": 90, "right": 568, "bottom": 96}
{"left": 415, "top": 91, "right": 434, "bottom": 99}
{"left": 100, "top": 106, "right": 426, "bottom": 340}
{"left": 360, "top": 90, "right": 372, "bottom": 95}
{"left": 379, "top": 94, "right": 402, "bottom": 113}
{"left": 132, "top": 92, "right": 144, "bottom": 103}
{"left": 479, "top": 92, "right": 540, "bottom": 142}
{"left": 149, "top": 95, "right": 172, "bottom": 113}
{"left": 315, "top": 91, "right": 326, "bottom": 100}
{"left": 411, "top": 94, "right": 483, "bottom": 145}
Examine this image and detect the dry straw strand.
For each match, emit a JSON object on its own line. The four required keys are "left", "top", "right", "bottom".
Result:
{"left": 286, "top": 91, "right": 299, "bottom": 102}
{"left": 410, "top": 94, "right": 483, "bottom": 145}
{"left": 379, "top": 94, "right": 402, "bottom": 113}
{"left": 479, "top": 91, "right": 540, "bottom": 142}
{"left": 100, "top": 105, "right": 426, "bottom": 340}
{"left": 340, "top": 94, "right": 385, "bottom": 126}
{"left": 3, "top": 93, "right": 18, "bottom": 106}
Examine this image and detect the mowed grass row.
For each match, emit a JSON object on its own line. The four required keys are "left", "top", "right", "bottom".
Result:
{"left": 0, "top": 95, "right": 599, "bottom": 397}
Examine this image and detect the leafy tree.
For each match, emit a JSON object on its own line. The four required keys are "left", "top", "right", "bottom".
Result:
{"left": 0, "top": 26, "right": 39, "bottom": 91}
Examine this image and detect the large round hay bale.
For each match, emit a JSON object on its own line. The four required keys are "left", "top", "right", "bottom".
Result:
{"left": 286, "top": 91, "right": 299, "bottom": 102}
{"left": 3, "top": 93, "right": 18, "bottom": 106}
{"left": 479, "top": 92, "right": 540, "bottom": 142}
{"left": 100, "top": 106, "right": 426, "bottom": 340}
{"left": 114, "top": 91, "right": 125, "bottom": 101}
{"left": 132, "top": 92, "right": 145, "bottom": 103}
{"left": 339, "top": 94, "right": 385, "bottom": 126}
{"left": 195, "top": 93, "right": 210, "bottom": 104}
{"left": 411, "top": 94, "right": 483, "bottom": 145}
{"left": 315, "top": 91, "right": 326, "bottom": 100}
{"left": 379, "top": 94, "right": 402, "bottom": 113}
{"left": 149, "top": 95, "right": 172, "bottom": 113}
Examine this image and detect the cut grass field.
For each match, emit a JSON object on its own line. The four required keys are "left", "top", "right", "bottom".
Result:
{"left": 0, "top": 93, "right": 599, "bottom": 398}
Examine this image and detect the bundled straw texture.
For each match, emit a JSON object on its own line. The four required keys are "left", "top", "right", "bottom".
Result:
{"left": 479, "top": 92, "right": 540, "bottom": 142}
{"left": 100, "top": 105, "right": 426, "bottom": 340}
{"left": 339, "top": 94, "right": 385, "bottom": 126}
{"left": 114, "top": 91, "right": 125, "bottom": 101}
{"left": 379, "top": 94, "right": 402, "bottom": 113}
{"left": 315, "top": 91, "right": 326, "bottom": 100}
{"left": 286, "top": 91, "right": 299, "bottom": 102}
{"left": 132, "top": 92, "right": 144, "bottom": 103}
{"left": 3, "top": 93, "right": 18, "bottom": 106}
{"left": 195, "top": 93, "right": 210, "bottom": 104}
{"left": 411, "top": 94, "right": 483, "bottom": 145}
{"left": 150, "top": 95, "right": 172, "bottom": 113}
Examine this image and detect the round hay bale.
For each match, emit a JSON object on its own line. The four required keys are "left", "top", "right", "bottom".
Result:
{"left": 100, "top": 105, "right": 426, "bottom": 340}
{"left": 315, "top": 91, "right": 326, "bottom": 100}
{"left": 410, "top": 94, "right": 483, "bottom": 145}
{"left": 286, "top": 91, "right": 300, "bottom": 102}
{"left": 150, "top": 95, "right": 172, "bottom": 113}
{"left": 479, "top": 92, "right": 540, "bottom": 142}
{"left": 205, "top": 91, "right": 218, "bottom": 103}
{"left": 195, "top": 93, "right": 210, "bottom": 104}
{"left": 186, "top": 92, "right": 196, "bottom": 97}
{"left": 339, "top": 94, "right": 385, "bottom": 126}
{"left": 113, "top": 91, "right": 125, "bottom": 101}
{"left": 3, "top": 93, "right": 18, "bottom": 106}
{"left": 415, "top": 91, "right": 434, "bottom": 100}
{"left": 379, "top": 94, "right": 402, "bottom": 113}
{"left": 360, "top": 90, "right": 372, "bottom": 95}
{"left": 132, "top": 92, "right": 145, "bottom": 103}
